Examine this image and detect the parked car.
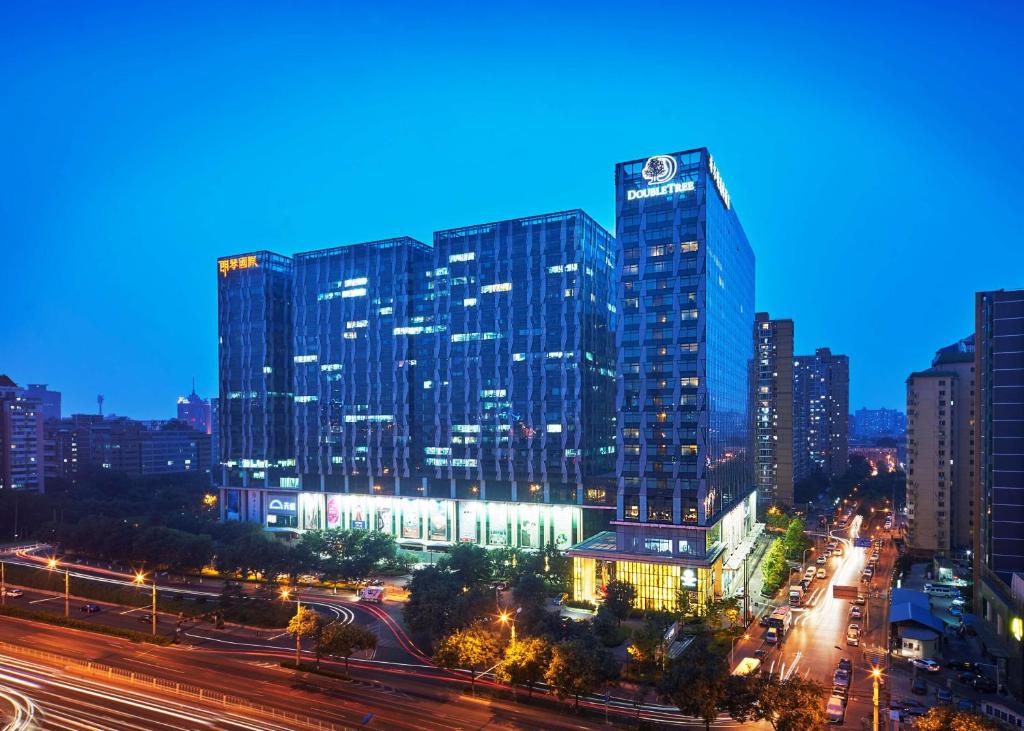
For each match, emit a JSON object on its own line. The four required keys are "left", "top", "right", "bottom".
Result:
{"left": 911, "top": 658, "right": 941, "bottom": 673}
{"left": 937, "top": 688, "right": 952, "bottom": 705}
{"left": 81, "top": 603, "right": 101, "bottom": 613}
{"left": 0, "top": 588, "right": 23, "bottom": 598}
{"left": 826, "top": 695, "right": 845, "bottom": 724}
{"left": 855, "top": 594, "right": 866, "bottom": 605}
{"left": 946, "top": 660, "right": 977, "bottom": 672}
{"left": 911, "top": 677, "right": 928, "bottom": 695}
{"left": 849, "top": 605, "right": 863, "bottom": 620}
{"left": 972, "top": 676, "right": 997, "bottom": 693}
{"left": 817, "top": 568, "right": 827, "bottom": 579}
{"left": 846, "top": 624, "right": 861, "bottom": 646}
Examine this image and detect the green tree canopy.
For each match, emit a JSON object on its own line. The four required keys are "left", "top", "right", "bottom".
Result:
{"left": 319, "top": 621, "right": 378, "bottom": 671}
{"left": 658, "top": 634, "right": 729, "bottom": 731}
{"left": 433, "top": 625, "right": 503, "bottom": 689}
{"left": 602, "top": 579, "right": 637, "bottom": 622}
{"left": 544, "top": 637, "right": 606, "bottom": 709}
{"left": 915, "top": 706, "right": 1000, "bottom": 731}
{"left": 495, "top": 636, "right": 552, "bottom": 696}
{"left": 728, "top": 673, "right": 828, "bottom": 730}
{"left": 782, "top": 517, "right": 808, "bottom": 560}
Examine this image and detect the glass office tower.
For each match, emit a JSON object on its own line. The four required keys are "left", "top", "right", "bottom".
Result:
{"left": 292, "top": 238, "right": 431, "bottom": 493}
{"left": 974, "top": 289, "right": 1024, "bottom": 697}
{"left": 420, "top": 210, "right": 617, "bottom": 545}
{"left": 570, "top": 149, "right": 758, "bottom": 611}
{"left": 217, "top": 252, "right": 295, "bottom": 520}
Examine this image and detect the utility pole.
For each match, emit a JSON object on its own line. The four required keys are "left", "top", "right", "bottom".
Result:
{"left": 1, "top": 561, "right": 5, "bottom": 606}
{"left": 151, "top": 580, "right": 157, "bottom": 636}
{"left": 64, "top": 569, "right": 69, "bottom": 617}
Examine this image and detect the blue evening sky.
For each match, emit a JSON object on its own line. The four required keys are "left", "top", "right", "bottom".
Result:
{"left": 2, "top": 2, "right": 1021, "bottom": 418}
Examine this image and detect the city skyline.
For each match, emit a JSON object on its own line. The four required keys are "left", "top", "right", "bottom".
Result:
{"left": 3, "top": 3, "right": 1021, "bottom": 419}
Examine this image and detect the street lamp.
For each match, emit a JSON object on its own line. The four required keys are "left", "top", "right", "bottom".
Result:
{"left": 281, "top": 587, "right": 302, "bottom": 666}
{"left": 730, "top": 633, "right": 751, "bottom": 665}
{"left": 48, "top": 557, "right": 69, "bottom": 618}
{"left": 871, "top": 665, "right": 883, "bottom": 731}
{"left": 802, "top": 547, "right": 815, "bottom": 572}
{"left": 498, "top": 607, "right": 521, "bottom": 645}
{"left": 134, "top": 571, "right": 157, "bottom": 636}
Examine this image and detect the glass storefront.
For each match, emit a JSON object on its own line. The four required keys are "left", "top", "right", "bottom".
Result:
{"left": 251, "top": 490, "right": 583, "bottom": 550}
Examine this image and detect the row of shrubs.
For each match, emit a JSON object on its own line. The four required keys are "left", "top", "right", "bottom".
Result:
{"left": 0, "top": 604, "right": 172, "bottom": 646}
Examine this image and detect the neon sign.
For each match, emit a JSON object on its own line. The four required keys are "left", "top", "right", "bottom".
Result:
{"left": 219, "top": 255, "right": 258, "bottom": 277}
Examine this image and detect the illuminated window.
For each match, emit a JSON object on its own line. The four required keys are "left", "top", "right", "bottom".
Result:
{"left": 344, "top": 276, "right": 367, "bottom": 287}
{"left": 463, "top": 298, "right": 477, "bottom": 307}
{"left": 294, "top": 354, "right": 318, "bottom": 363}
{"left": 449, "top": 252, "right": 475, "bottom": 263}
{"left": 547, "top": 424, "right": 562, "bottom": 433}
{"left": 481, "top": 282, "right": 512, "bottom": 294}
{"left": 341, "top": 288, "right": 366, "bottom": 298}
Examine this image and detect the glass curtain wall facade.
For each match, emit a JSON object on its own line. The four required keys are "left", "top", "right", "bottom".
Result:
{"left": 217, "top": 252, "right": 295, "bottom": 488}
{"left": 292, "top": 238, "right": 431, "bottom": 493}
{"left": 570, "top": 148, "right": 757, "bottom": 612}
{"left": 421, "top": 210, "right": 617, "bottom": 509}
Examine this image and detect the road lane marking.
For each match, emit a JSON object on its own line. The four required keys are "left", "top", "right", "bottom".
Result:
{"left": 28, "top": 596, "right": 59, "bottom": 605}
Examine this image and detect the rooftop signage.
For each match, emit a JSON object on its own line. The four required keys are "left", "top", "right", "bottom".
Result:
{"left": 626, "top": 154, "right": 695, "bottom": 202}
{"left": 218, "top": 255, "right": 258, "bottom": 277}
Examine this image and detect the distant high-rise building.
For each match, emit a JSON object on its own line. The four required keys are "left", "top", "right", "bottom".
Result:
{"left": 793, "top": 347, "right": 849, "bottom": 480}
{"left": 45, "top": 414, "right": 212, "bottom": 478}
{"left": 752, "top": 313, "right": 795, "bottom": 508}
{"left": 25, "top": 384, "right": 61, "bottom": 422}
{"left": 973, "top": 289, "right": 1024, "bottom": 696}
{"left": 905, "top": 339, "right": 974, "bottom": 555}
{"left": 0, "top": 375, "right": 45, "bottom": 492}
{"left": 852, "top": 407, "right": 906, "bottom": 439}
{"left": 210, "top": 397, "right": 220, "bottom": 485}
{"left": 176, "top": 382, "right": 212, "bottom": 435}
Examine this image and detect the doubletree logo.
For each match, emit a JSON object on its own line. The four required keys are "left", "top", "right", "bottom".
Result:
{"left": 641, "top": 155, "right": 677, "bottom": 185}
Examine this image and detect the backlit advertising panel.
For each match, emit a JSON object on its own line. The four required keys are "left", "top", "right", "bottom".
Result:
{"left": 401, "top": 499, "right": 422, "bottom": 539}
{"left": 552, "top": 505, "right": 574, "bottom": 549}
{"left": 487, "top": 503, "right": 509, "bottom": 546}
{"left": 459, "top": 501, "right": 479, "bottom": 543}
{"left": 518, "top": 504, "right": 539, "bottom": 548}
{"left": 374, "top": 499, "right": 395, "bottom": 535}
{"left": 326, "top": 495, "right": 343, "bottom": 529}
{"left": 301, "top": 493, "right": 323, "bottom": 531}
{"left": 428, "top": 500, "right": 448, "bottom": 541}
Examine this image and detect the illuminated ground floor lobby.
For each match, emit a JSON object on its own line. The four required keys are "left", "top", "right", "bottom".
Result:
{"left": 220, "top": 487, "right": 610, "bottom": 552}
{"left": 568, "top": 489, "right": 760, "bottom": 612}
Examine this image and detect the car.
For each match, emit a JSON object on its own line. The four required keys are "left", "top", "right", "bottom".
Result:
{"left": 950, "top": 606, "right": 963, "bottom": 617}
{"left": 846, "top": 624, "right": 861, "bottom": 646}
{"left": 759, "top": 614, "right": 771, "bottom": 627}
{"left": 816, "top": 555, "right": 827, "bottom": 565}
{"left": 491, "top": 582, "right": 509, "bottom": 592}
{"left": 838, "top": 657, "right": 852, "bottom": 672}
{"left": 81, "top": 603, "right": 100, "bottom": 613}
{"left": 911, "top": 658, "right": 941, "bottom": 673}
{"left": 946, "top": 660, "right": 977, "bottom": 672}
{"left": 799, "top": 578, "right": 811, "bottom": 591}
{"left": 849, "top": 605, "right": 863, "bottom": 620}
{"left": 903, "top": 699, "right": 927, "bottom": 714}
{"left": 824, "top": 549, "right": 833, "bottom": 558}
{"left": 972, "top": 676, "right": 997, "bottom": 693}
{"left": 951, "top": 597, "right": 967, "bottom": 606}
{"left": 833, "top": 546, "right": 843, "bottom": 557}
{"left": 826, "top": 695, "right": 845, "bottom": 724}
{"left": 0, "top": 588, "right": 23, "bottom": 598}
{"left": 911, "top": 677, "right": 928, "bottom": 695}
{"left": 138, "top": 613, "right": 155, "bottom": 623}
{"left": 937, "top": 688, "right": 952, "bottom": 705}
{"left": 817, "top": 568, "right": 827, "bottom": 579}
{"left": 368, "top": 578, "right": 384, "bottom": 587}
{"left": 855, "top": 594, "right": 866, "bottom": 605}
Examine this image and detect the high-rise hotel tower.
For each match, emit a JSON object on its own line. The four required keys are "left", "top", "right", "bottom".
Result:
{"left": 568, "top": 149, "right": 758, "bottom": 610}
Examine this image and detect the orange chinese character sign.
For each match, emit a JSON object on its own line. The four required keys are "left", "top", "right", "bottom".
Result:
{"left": 218, "top": 256, "right": 260, "bottom": 277}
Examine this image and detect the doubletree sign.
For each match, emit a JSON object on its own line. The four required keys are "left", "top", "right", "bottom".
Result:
{"left": 627, "top": 154, "right": 695, "bottom": 202}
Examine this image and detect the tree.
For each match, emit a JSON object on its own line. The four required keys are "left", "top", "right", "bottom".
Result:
{"left": 287, "top": 606, "right": 324, "bottom": 667}
{"left": 433, "top": 625, "right": 503, "bottom": 691}
{"left": 319, "top": 622, "right": 378, "bottom": 671}
{"left": 759, "top": 538, "right": 787, "bottom": 592}
{"left": 545, "top": 638, "right": 604, "bottom": 709}
{"left": 728, "top": 673, "right": 828, "bottom": 731}
{"left": 602, "top": 579, "right": 637, "bottom": 622}
{"left": 658, "top": 634, "right": 729, "bottom": 731}
{"left": 627, "top": 619, "right": 664, "bottom": 671}
{"left": 495, "top": 636, "right": 552, "bottom": 697}
{"left": 403, "top": 566, "right": 492, "bottom": 643}
{"left": 439, "top": 544, "right": 493, "bottom": 588}
{"left": 782, "top": 517, "right": 807, "bottom": 560}
{"left": 915, "top": 706, "right": 999, "bottom": 731}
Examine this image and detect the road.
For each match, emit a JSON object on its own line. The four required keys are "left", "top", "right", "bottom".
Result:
{"left": 730, "top": 505, "right": 900, "bottom": 728}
